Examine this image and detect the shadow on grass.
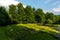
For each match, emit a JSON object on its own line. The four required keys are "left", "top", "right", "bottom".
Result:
{"left": 5, "top": 25, "right": 57, "bottom": 40}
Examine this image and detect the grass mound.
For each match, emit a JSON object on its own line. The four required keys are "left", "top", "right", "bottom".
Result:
{"left": 0, "top": 24, "right": 59, "bottom": 40}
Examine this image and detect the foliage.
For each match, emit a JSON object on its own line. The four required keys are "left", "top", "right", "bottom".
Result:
{"left": 45, "top": 12, "right": 58, "bottom": 24}
{"left": 24, "top": 6, "right": 35, "bottom": 23}
{"left": 0, "top": 6, "right": 11, "bottom": 26}
{"left": 54, "top": 16, "right": 60, "bottom": 24}
{"left": 17, "top": 3, "right": 26, "bottom": 23}
{"left": 35, "top": 9, "right": 45, "bottom": 24}
{"left": 9, "top": 4, "right": 18, "bottom": 24}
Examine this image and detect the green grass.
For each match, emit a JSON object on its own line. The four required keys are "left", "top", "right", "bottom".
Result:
{"left": 0, "top": 27, "right": 10, "bottom": 40}
{"left": 0, "top": 24, "right": 60, "bottom": 40}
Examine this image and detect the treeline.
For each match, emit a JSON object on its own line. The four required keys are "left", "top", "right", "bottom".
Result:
{"left": 0, "top": 3, "right": 60, "bottom": 26}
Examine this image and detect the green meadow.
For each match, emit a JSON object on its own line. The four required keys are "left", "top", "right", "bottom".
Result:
{"left": 0, "top": 24, "right": 60, "bottom": 40}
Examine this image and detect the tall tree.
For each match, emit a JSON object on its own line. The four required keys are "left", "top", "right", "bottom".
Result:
{"left": 0, "top": 6, "right": 10, "bottom": 25}
{"left": 54, "top": 16, "right": 60, "bottom": 24}
{"left": 35, "top": 8, "right": 45, "bottom": 24}
{"left": 9, "top": 4, "right": 17, "bottom": 23}
{"left": 45, "top": 12, "right": 56, "bottom": 24}
{"left": 17, "top": 3, "right": 26, "bottom": 23}
{"left": 24, "top": 6, "right": 35, "bottom": 23}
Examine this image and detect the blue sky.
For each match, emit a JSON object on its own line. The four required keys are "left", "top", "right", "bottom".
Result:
{"left": 17, "top": 0, "right": 60, "bottom": 15}
{"left": 0, "top": 0, "right": 60, "bottom": 15}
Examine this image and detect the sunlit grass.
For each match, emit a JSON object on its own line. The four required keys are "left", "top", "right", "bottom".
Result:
{"left": 17, "top": 24, "right": 60, "bottom": 33}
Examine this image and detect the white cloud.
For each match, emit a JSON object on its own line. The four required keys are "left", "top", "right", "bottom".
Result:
{"left": 52, "top": 5, "right": 60, "bottom": 12}
{"left": 0, "top": 0, "right": 26, "bottom": 8}
{"left": 0, "top": 0, "right": 19, "bottom": 6}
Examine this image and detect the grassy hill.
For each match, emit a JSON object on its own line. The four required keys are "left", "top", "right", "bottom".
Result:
{"left": 0, "top": 24, "right": 60, "bottom": 40}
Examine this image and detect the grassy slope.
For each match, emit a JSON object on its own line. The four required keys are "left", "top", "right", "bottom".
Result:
{"left": 0, "top": 27, "right": 10, "bottom": 40}
{"left": 0, "top": 24, "right": 59, "bottom": 40}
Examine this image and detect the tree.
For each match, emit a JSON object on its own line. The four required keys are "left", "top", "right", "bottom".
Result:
{"left": 9, "top": 4, "right": 18, "bottom": 24}
{"left": 32, "top": 8, "right": 36, "bottom": 12}
{"left": 54, "top": 16, "right": 60, "bottom": 24}
{"left": 24, "top": 6, "right": 35, "bottom": 23}
{"left": 17, "top": 3, "right": 26, "bottom": 23}
{"left": 0, "top": 6, "right": 10, "bottom": 26}
{"left": 35, "top": 8, "right": 45, "bottom": 24}
{"left": 45, "top": 12, "right": 56, "bottom": 24}
{"left": 46, "top": 19, "right": 53, "bottom": 24}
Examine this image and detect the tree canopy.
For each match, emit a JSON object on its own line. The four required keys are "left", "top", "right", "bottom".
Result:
{"left": 0, "top": 3, "right": 60, "bottom": 26}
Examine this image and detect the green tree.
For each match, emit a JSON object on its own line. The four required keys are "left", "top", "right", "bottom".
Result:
{"left": 17, "top": 3, "right": 26, "bottom": 23}
{"left": 54, "top": 16, "right": 60, "bottom": 24}
{"left": 24, "top": 6, "right": 35, "bottom": 23}
{"left": 45, "top": 12, "right": 56, "bottom": 24}
{"left": 35, "top": 8, "right": 45, "bottom": 24}
{"left": 0, "top": 6, "right": 10, "bottom": 25}
{"left": 57, "top": 16, "right": 60, "bottom": 24}
{"left": 9, "top": 4, "right": 17, "bottom": 23}
{"left": 32, "top": 8, "right": 36, "bottom": 12}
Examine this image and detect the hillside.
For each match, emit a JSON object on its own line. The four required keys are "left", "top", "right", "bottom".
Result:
{"left": 0, "top": 24, "right": 60, "bottom": 40}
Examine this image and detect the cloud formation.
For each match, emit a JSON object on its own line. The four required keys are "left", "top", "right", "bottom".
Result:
{"left": 52, "top": 5, "right": 60, "bottom": 12}
{"left": 0, "top": 0, "right": 19, "bottom": 6}
{"left": 0, "top": 0, "right": 26, "bottom": 8}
